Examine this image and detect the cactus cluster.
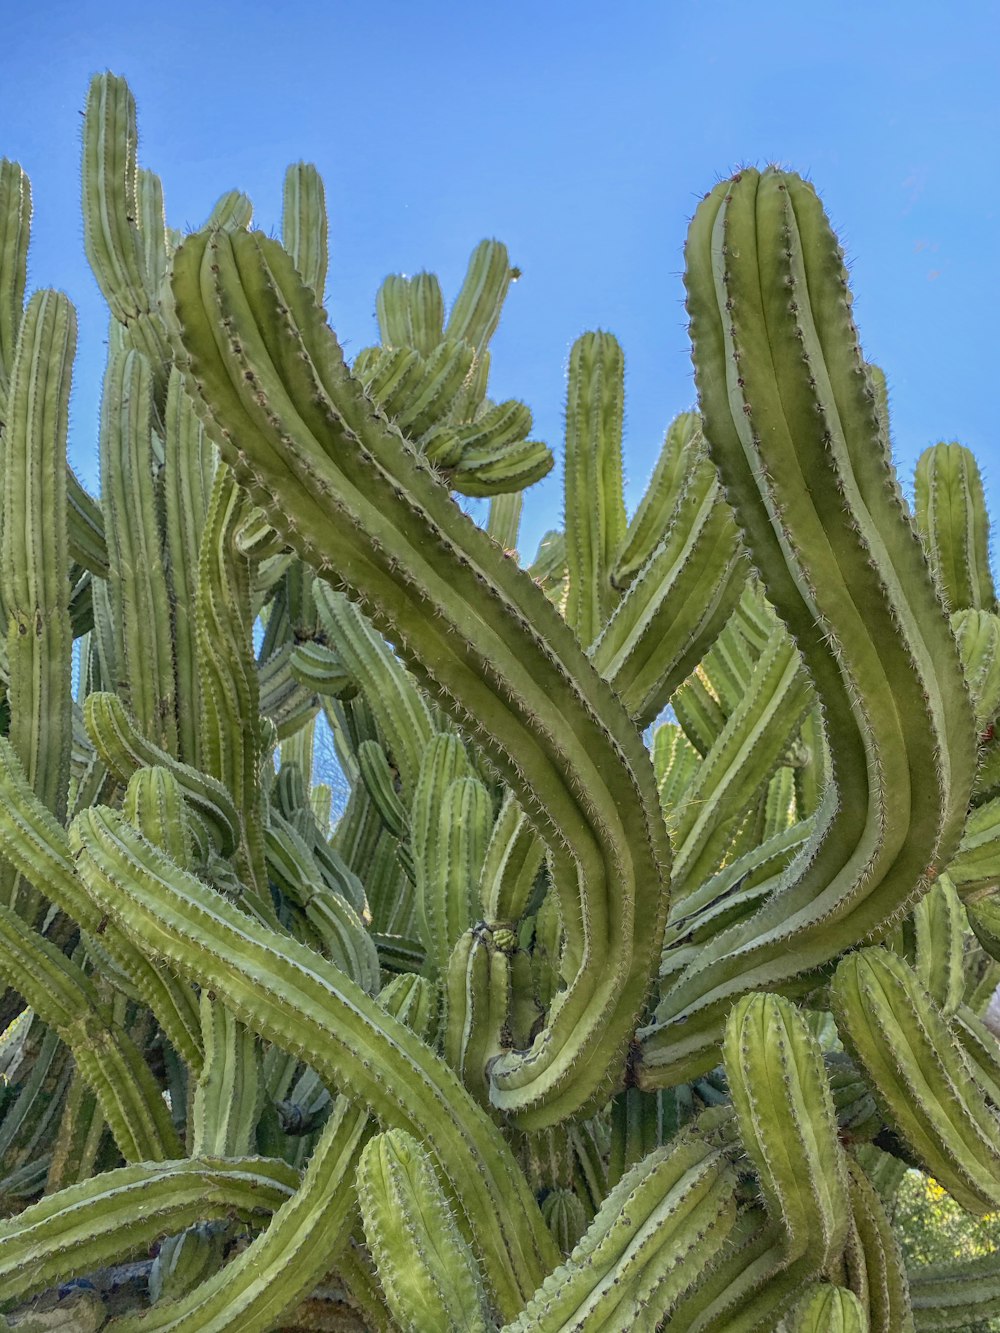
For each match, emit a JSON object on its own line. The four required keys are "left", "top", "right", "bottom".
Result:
{"left": 0, "top": 75, "right": 999, "bottom": 1331}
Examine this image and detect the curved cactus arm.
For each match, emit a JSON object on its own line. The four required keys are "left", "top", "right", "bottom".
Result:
{"left": 0, "top": 897, "right": 181, "bottom": 1162}
{"left": 168, "top": 226, "right": 670, "bottom": 1129}
{"left": 0, "top": 738, "right": 202, "bottom": 1071}
{"left": 70, "top": 805, "right": 559, "bottom": 1318}
{"left": 444, "top": 238, "right": 515, "bottom": 357}
{"left": 592, "top": 468, "right": 745, "bottom": 727}
{"left": 481, "top": 789, "right": 546, "bottom": 926}
{"left": 563, "top": 331, "right": 626, "bottom": 644}
{"left": 723, "top": 992, "right": 849, "bottom": 1269}
{"left": 0, "top": 1156, "right": 297, "bottom": 1309}
{"left": 502, "top": 1134, "right": 738, "bottom": 1333}
{"left": 914, "top": 442, "right": 997, "bottom": 613}
{"left": 81, "top": 73, "right": 170, "bottom": 384}
{"left": 282, "top": 162, "right": 327, "bottom": 303}
{"left": 639, "top": 166, "right": 977, "bottom": 1085}
{"left": 908, "top": 1251, "right": 1000, "bottom": 1331}
{"left": 666, "top": 1209, "right": 815, "bottom": 1333}
{"left": 612, "top": 411, "right": 701, "bottom": 587}
{"left": 84, "top": 690, "right": 238, "bottom": 856}
{"left": 100, "top": 348, "right": 178, "bottom": 752}
{"left": 844, "top": 1156, "right": 913, "bottom": 1333}
{"left": 313, "top": 582, "right": 433, "bottom": 798}
{"left": 265, "top": 814, "right": 380, "bottom": 992}
{"left": 107, "top": 1098, "right": 370, "bottom": 1333}
{"left": 0, "top": 291, "right": 74, "bottom": 927}
{"left": 0, "top": 157, "right": 30, "bottom": 421}
{"left": 668, "top": 626, "right": 814, "bottom": 899}
{"left": 832, "top": 947, "right": 1000, "bottom": 1213}
{"left": 357, "top": 1128, "right": 491, "bottom": 1333}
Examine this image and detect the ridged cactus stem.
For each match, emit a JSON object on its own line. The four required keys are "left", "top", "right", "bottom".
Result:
{"left": 639, "top": 167, "right": 977, "bottom": 1084}
{"left": 169, "top": 227, "right": 671, "bottom": 1128}
{"left": 71, "top": 805, "right": 560, "bottom": 1318}
{"left": 1, "top": 291, "right": 75, "bottom": 927}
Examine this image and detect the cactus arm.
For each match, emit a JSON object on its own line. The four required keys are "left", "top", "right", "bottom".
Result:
{"left": 70, "top": 805, "right": 559, "bottom": 1317}
{"left": 501, "top": 1135, "right": 737, "bottom": 1333}
{"left": 66, "top": 467, "right": 110, "bottom": 578}
{"left": 914, "top": 442, "right": 997, "bottom": 612}
{"left": 0, "top": 292, "right": 74, "bottom": 926}
{"left": 723, "top": 992, "right": 849, "bottom": 1269}
{"left": 563, "top": 331, "right": 626, "bottom": 643}
{"left": 84, "top": 690, "right": 239, "bottom": 856}
{"left": 639, "top": 167, "right": 977, "bottom": 1084}
{"left": 203, "top": 190, "right": 253, "bottom": 232}
{"left": 106, "top": 1100, "right": 370, "bottom": 1333}
{"left": 832, "top": 947, "right": 1000, "bottom": 1214}
{"left": 844, "top": 1156, "right": 913, "bottom": 1333}
{"left": 313, "top": 583, "right": 433, "bottom": 797}
{"left": 487, "top": 491, "right": 522, "bottom": 552}
{"left": 592, "top": 471, "right": 745, "bottom": 726}
{"left": 81, "top": 74, "right": 170, "bottom": 384}
{"left": 0, "top": 158, "right": 30, "bottom": 420}
{"left": 163, "top": 366, "right": 216, "bottom": 766}
{"left": 99, "top": 349, "right": 178, "bottom": 751}
{"left": 612, "top": 411, "right": 701, "bottom": 586}
{"left": 169, "top": 227, "right": 670, "bottom": 1128}
{"left": 0, "top": 899, "right": 181, "bottom": 1162}
{"left": 356, "top": 1128, "right": 490, "bottom": 1333}
{"left": 0, "top": 1156, "right": 297, "bottom": 1309}
{"left": 444, "top": 239, "right": 514, "bottom": 356}
{"left": 195, "top": 466, "right": 271, "bottom": 906}
{"left": 668, "top": 627, "right": 814, "bottom": 898}
{"left": 377, "top": 271, "right": 445, "bottom": 355}
{"left": 282, "top": 162, "right": 328, "bottom": 302}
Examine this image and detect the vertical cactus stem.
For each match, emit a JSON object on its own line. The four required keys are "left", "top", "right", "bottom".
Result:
{"left": 914, "top": 441, "right": 997, "bottom": 613}
{"left": 81, "top": 74, "right": 170, "bottom": 384}
{"left": 0, "top": 158, "right": 31, "bottom": 420}
{"left": 164, "top": 365, "right": 216, "bottom": 767}
{"left": 638, "top": 167, "right": 977, "bottom": 1085}
{"left": 1, "top": 291, "right": 75, "bottom": 922}
{"left": 99, "top": 348, "right": 178, "bottom": 753}
{"left": 195, "top": 465, "right": 271, "bottom": 909}
{"left": 563, "top": 331, "right": 626, "bottom": 644}
{"left": 169, "top": 228, "right": 671, "bottom": 1128}
{"left": 282, "top": 162, "right": 328, "bottom": 304}
{"left": 445, "top": 238, "right": 514, "bottom": 356}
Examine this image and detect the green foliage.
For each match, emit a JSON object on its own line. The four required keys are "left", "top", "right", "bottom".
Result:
{"left": 1, "top": 84, "right": 999, "bottom": 1332}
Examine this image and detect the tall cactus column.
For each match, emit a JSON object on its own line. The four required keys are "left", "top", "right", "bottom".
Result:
{"left": 638, "top": 167, "right": 978, "bottom": 1084}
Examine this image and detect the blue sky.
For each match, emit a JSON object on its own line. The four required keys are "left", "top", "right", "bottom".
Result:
{"left": 6, "top": 0, "right": 999, "bottom": 562}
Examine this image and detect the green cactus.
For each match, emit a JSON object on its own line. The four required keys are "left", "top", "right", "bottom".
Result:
{"left": 3, "top": 79, "right": 1000, "bottom": 1332}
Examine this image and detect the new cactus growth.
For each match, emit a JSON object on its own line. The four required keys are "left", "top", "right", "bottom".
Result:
{"left": 1, "top": 78, "right": 999, "bottom": 1332}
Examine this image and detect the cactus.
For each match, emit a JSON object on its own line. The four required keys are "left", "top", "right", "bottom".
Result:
{"left": 2, "top": 79, "right": 1000, "bottom": 1331}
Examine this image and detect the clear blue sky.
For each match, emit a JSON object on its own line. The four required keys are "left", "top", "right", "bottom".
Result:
{"left": 6, "top": 0, "right": 999, "bottom": 563}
